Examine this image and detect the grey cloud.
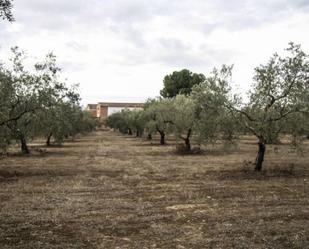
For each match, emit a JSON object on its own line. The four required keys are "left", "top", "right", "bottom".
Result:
{"left": 17, "top": 0, "right": 88, "bottom": 14}
{"left": 152, "top": 43, "right": 237, "bottom": 69}
{"left": 65, "top": 41, "right": 88, "bottom": 52}
{"left": 60, "top": 60, "right": 86, "bottom": 72}
{"left": 10, "top": 0, "right": 157, "bottom": 48}
{"left": 1, "top": 0, "right": 307, "bottom": 104}
{"left": 95, "top": 0, "right": 179, "bottom": 23}
{"left": 10, "top": 0, "right": 309, "bottom": 35}
{"left": 112, "top": 37, "right": 196, "bottom": 67}
{"left": 14, "top": 0, "right": 93, "bottom": 31}
{"left": 13, "top": 0, "right": 168, "bottom": 31}
{"left": 117, "top": 41, "right": 237, "bottom": 71}
{"left": 157, "top": 38, "right": 189, "bottom": 51}
{"left": 2, "top": 0, "right": 309, "bottom": 74}
{"left": 8, "top": 0, "right": 303, "bottom": 52}
{"left": 175, "top": 0, "right": 309, "bottom": 34}
{"left": 155, "top": 51, "right": 209, "bottom": 68}
{"left": 153, "top": 38, "right": 207, "bottom": 67}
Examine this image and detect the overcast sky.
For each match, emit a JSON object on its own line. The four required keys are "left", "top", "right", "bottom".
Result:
{"left": 1, "top": 0, "right": 309, "bottom": 105}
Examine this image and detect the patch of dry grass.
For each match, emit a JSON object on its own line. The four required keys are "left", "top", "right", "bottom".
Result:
{"left": 0, "top": 130, "right": 308, "bottom": 248}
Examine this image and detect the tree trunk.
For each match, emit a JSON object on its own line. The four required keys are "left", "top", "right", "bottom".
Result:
{"left": 20, "top": 136, "right": 30, "bottom": 154}
{"left": 147, "top": 133, "right": 152, "bottom": 140}
{"left": 255, "top": 137, "right": 266, "bottom": 171}
{"left": 128, "top": 128, "right": 132, "bottom": 135}
{"left": 159, "top": 131, "right": 165, "bottom": 145}
{"left": 184, "top": 138, "right": 191, "bottom": 151}
{"left": 136, "top": 130, "right": 140, "bottom": 137}
{"left": 46, "top": 133, "right": 53, "bottom": 146}
{"left": 184, "top": 129, "right": 192, "bottom": 151}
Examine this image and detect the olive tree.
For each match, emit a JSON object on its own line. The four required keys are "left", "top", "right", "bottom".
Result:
{"left": 168, "top": 95, "right": 197, "bottom": 151}
{"left": 106, "top": 109, "right": 146, "bottom": 137}
{"left": 31, "top": 53, "right": 97, "bottom": 146}
{"left": 0, "top": 48, "right": 45, "bottom": 154}
{"left": 192, "top": 65, "right": 238, "bottom": 148}
{"left": 144, "top": 98, "right": 174, "bottom": 145}
{"left": 0, "top": 122, "right": 10, "bottom": 153}
{"left": 35, "top": 101, "right": 93, "bottom": 146}
{"left": 232, "top": 43, "right": 309, "bottom": 171}
{"left": 126, "top": 109, "right": 146, "bottom": 137}
{"left": 62, "top": 105, "right": 97, "bottom": 139}
{"left": 33, "top": 53, "right": 87, "bottom": 146}
{"left": 0, "top": 60, "right": 15, "bottom": 152}
{"left": 106, "top": 109, "right": 132, "bottom": 134}
{"left": 0, "top": 47, "right": 97, "bottom": 153}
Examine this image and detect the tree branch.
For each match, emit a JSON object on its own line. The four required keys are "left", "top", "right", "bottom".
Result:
{"left": 229, "top": 105, "right": 256, "bottom": 122}
{"left": 243, "top": 119, "right": 259, "bottom": 138}
{"left": 0, "top": 109, "right": 29, "bottom": 126}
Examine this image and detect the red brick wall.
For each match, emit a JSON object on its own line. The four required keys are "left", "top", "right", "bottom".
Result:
{"left": 98, "top": 106, "right": 108, "bottom": 120}
{"left": 88, "top": 109, "right": 97, "bottom": 118}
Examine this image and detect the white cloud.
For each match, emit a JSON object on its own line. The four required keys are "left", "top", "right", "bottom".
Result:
{"left": 0, "top": 0, "right": 308, "bottom": 105}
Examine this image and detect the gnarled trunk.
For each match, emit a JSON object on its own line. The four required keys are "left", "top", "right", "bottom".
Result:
{"left": 20, "top": 135, "right": 29, "bottom": 154}
{"left": 181, "top": 128, "right": 192, "bottom": 152}
{"left": 46, "top": 133, "right": 53, "bottom": 146}
{"left": 255, "top": 137, "right": 266, "bottom": 171}
{"left": 184, "top": 137, "right": 191, "bottom": 151}
{"left": 158, "top": 131, "right": 165, "bottom": 145}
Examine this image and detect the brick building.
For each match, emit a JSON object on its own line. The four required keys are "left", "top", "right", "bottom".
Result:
{"left": 87, "top": 102, "right": 144, "bottom": 121}
{"left": 86, "top": 104, "right": 97, "bottom": 118}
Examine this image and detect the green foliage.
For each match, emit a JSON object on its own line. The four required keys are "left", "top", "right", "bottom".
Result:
{"left": 107, "top": 66, "right": 238, "bottom": 151}
{"left": 230, "top": 43, "right": 309, "bottom": 170}
{"left": 108, "top": 43, "right": 308, "bottom": 170}
{"left": 192, "top": 65, "right": 237, "bottom": 147}
{"left": 169, "top": 95, "right": 195, "bottom": 141}
{"left": 0, "top": 125, "right": 10, "bottom": 153}
{"left": 126, "top": 109, "right": 146, "bottom": 137}
{"left": 35, "top": 102, "right": 97, "bottom": 145}
{"left": 0, "top": 47, "right": 97, "bottom": 153}
{"left": 106, "top": 110, "right": 131, "bottom": 134}
{"left": 160, "top": 69, "right": 205, "bottom": 98}
{"left": 144, "top": 98, "right": 174, "bottom": 143}
{"left": 234, "top": 43, "right": 309, "bottom": 144}
{"left": 0, "top": 0, "right": 14, "bottom": 22}
{"left": 106, "top": 108, "right": 146, "bottom": 137}
{"left": 0, "top": 48, "right": 45, "bottom": 153}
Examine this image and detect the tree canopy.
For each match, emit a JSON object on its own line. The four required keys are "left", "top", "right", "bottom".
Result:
{"left": 106, "top": 43, "right": 309, "bottom": 171}
{"left": 231, "top": 43, "right": 309, "bottom": 170}
{"left": 160, "top": 69, "right": 205, "bottom": 98}
{"left": 0, "top": 47, "right": 97, "bottom": 154}
{"left": 144, "top": 98, "right": 174, "bottom": 145}
{"left": 192, "top": 65, "right": 238, "bottom": 148}
{"left": 0, "top": 0, "right": 14, "bottom": 22}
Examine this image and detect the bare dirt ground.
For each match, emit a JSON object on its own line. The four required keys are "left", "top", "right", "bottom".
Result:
{"left": 0, "top": 129, "right": 308, "bottom": 249}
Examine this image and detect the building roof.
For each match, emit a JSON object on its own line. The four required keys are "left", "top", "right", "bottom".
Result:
{"left": 98, "top": 102, "right": 144, "bottom": 108}
{"left": 87, "top": 104, "right": 97, "bottom": 109}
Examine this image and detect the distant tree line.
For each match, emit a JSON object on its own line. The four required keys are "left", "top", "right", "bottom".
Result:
{"left": 106, "top": 43, "right": 309, "bottom": 171}
{"left": 0, "top": 47, "right": 98, "bottom": 154}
